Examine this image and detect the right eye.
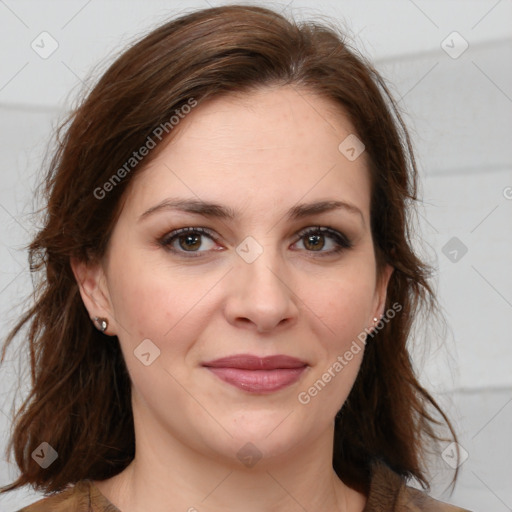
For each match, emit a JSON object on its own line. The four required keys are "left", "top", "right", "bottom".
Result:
{"left": 158, "top": 227, "right": 221, "bottom": 257}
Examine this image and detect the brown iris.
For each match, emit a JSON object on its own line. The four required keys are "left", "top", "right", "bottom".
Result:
{"left": 179, "top": 234, "right": 202, "bottom": 251}
{"left": 303, "top": 233, "right": 325, "bottom": 251}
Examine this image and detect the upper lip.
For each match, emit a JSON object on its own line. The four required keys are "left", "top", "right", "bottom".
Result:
{"left": 202, "top": 354, "right": 307, "bottom": 370}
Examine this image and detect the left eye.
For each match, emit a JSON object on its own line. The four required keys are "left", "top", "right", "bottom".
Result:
{"left": 294, "top": 226, "right": 352, "bottom": 254}
{"left": 158, "top": 226, "right": 352, "bottom": 257}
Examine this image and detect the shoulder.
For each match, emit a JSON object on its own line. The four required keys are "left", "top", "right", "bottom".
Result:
{"left": 402, "top": 486, "right": 471, "bottom": 512}
{"left": 365, "top": 460, "right": 472, "bottom": 512}
{"left": 15, "top": 480, "right": 120, "bottom": 512}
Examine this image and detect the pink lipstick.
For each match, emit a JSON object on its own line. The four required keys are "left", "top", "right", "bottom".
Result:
{"left": 202, "top": 354, "right": 308, "bottom": 393}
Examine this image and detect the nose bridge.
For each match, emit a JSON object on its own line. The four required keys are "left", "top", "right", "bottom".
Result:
{"left": 227, "top": 234, "right": 298, "bottom": 332}
{"left": 236, "top": 234, "right": 287, "bottom": 297}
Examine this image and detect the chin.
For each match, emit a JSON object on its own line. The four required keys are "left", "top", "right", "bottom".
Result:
{"left": 226, "top": 412, "right": 311, "bottom": 452}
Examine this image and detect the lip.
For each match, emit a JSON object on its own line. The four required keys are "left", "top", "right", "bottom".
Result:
{"left": 203, "top": 354, "right": 307, "bottom": 370}
{"left": 202, "top": 354, "right": 308, "bottom": 393}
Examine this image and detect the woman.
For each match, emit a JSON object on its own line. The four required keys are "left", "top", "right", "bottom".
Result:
{"left": 0, "top": 4, "right": 470, "bottom": 511}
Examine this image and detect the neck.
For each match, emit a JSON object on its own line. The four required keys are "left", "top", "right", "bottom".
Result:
{"left": 95, "top": 422, "right": 366, "bottom": 512}
{"left": 94, "top": 408, "right": 366, "bottom": 512}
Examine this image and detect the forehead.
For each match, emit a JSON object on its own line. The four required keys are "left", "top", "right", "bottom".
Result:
{"left": 122, "top": 85, "right": 371, "bottom": 221}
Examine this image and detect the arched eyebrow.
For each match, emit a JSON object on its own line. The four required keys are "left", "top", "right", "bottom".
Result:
{"left": 138, "top": 198, "right": 365, "bottom": 226}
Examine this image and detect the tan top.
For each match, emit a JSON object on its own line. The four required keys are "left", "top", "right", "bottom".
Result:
{"left": 16, "top": 461, "right": 471, "bottom": 512}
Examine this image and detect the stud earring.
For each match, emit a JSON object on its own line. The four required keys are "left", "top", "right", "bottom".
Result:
{"left": 93, "top": 317, "right": 108, "bottom": 333}
{"left": 370, "top": 315, "right": 383, "bottom": 334}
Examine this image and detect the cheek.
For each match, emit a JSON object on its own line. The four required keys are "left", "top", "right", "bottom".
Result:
{"left": 299, "top": 283, "right": 371, "bottom": 414}
{"left": 307, "top": 273, "right": 376, "bottom": 345}
{"left": 107, "top": 245, "right": 193, "bottom": 336}
{"left": 106, "top": 252, "right": 218, "bottom": 378}
{"left": 109, "top": 273, "right": 171, "bottom": 339}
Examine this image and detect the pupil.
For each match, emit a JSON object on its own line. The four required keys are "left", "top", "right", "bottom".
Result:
{"left": 181, "top": 234, "right": 201, "bottom": 250}
{"left": 306, "top": 234, "right": 324, "bottom": 251}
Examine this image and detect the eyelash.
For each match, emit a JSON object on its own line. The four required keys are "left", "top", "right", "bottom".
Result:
{"left": 157, "top": 226, "right": 353, "bottom": 258}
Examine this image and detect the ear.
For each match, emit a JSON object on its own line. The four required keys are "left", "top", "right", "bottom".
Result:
{"left": 371, "top": 263, "right": 394, "bottom": 323}
{"left": 70, "top": 256, "right": 117, "bottom": 336}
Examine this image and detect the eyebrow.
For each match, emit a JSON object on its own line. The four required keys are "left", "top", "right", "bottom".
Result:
{"left": 138, "top": 197, "right": 365, "bottom": 226}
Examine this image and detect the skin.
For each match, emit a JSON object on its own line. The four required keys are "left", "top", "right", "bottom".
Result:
{"left": 72, "top": 85, "right": 393, "bottom": 512}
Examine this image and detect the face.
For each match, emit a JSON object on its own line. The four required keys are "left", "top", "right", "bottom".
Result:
{"left": 74, "top": 85, "right": 392, "bottom": 469}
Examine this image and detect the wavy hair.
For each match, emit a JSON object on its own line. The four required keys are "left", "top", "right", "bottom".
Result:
{"left": 1, "top": 4, "right": 458, "bottom": 496}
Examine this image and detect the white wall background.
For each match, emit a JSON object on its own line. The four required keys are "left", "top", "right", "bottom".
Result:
{"left": 0, "top": 1, "right": 511, "bottom": 511}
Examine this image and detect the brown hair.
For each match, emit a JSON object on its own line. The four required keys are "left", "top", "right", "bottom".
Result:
{"left": 1, "top": 4, "right": 458, "bottom": 496}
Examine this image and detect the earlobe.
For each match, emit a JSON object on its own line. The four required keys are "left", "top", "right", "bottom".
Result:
{"left": 70, "top": 256, "right": 114, "bottom": 334}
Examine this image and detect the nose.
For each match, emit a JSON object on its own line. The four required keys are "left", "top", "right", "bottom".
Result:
{"left": 224, "top": 245, "right": 299, "bottom": 334}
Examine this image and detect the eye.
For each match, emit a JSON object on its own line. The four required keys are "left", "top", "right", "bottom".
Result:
{"left": 158, "top": 225, "right": 353, "bottom": 258}
{"left": 292, "top": 226, "right": 353, "bottom": 256}
{"left": 158, "top": 227, "right": 219, "bottom": 257}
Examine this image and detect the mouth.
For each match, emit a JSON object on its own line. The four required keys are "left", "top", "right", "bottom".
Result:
{"left": 202, "top": 354, "right": 309, "bottom": 393}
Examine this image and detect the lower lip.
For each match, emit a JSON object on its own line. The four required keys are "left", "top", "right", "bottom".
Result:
{"left": 205, "top": 367, "right": 307, "bottom": 393}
